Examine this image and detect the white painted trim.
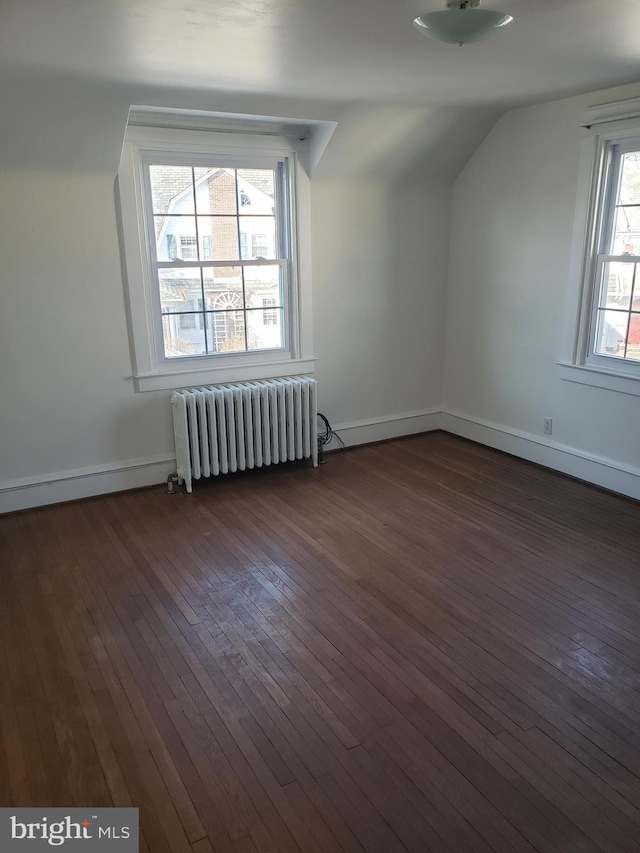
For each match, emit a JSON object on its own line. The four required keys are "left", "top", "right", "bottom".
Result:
{"left": 557, "top": 361, "right": 640, "bottom": 396}
{"left": 561, "top": 111, "right": 640, "bottom": 384}
{"left": 127, "top": 107, "right": 337, "bottom": 177}
{"left": 0, "top": 455, "right": 176, "bottom": 514}
{"left": 134, "top": 357, "right": 316, "bottom": 392}
{"left": 117, "top": 124, "right": 315, "bottom": 392}
{"left": 0, "top": 410, "right": 439, "bottom": 512}
{"left": 128, "top": 106, "right": 311, "bottom": 139}
{"left": 582, "top": 97, "right": 640, "bottom": 128}
{"left": 4, "top": 406, "right": 638, "bottom": 513}
{"left": 329, "top": 409, "right": 441, "bottom": 449}
{"left": 441, "top": 409, "right": 640, "bottom": 501}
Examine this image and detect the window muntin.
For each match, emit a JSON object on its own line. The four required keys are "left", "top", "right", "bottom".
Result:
{"left": 589, "top": 141, "right": 640, "bottom": 366}
{"left": 145, "top": 163, "right": 287, "bottom": 360}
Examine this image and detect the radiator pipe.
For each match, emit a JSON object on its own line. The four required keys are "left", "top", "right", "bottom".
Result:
{"left": 166, "top": 471, "right": 180, "bottom": 494}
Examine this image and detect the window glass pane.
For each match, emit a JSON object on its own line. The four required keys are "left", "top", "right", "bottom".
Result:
{"left": 145, "top": 158, "right": 289, "bottom": 361}
{"left": 206, "top": 310, "right": 246, "bottom": 354}
{"left": 162, "top": 314, "right": 206, "bottom": 357}
{"left": 237, "top": 169, "right": 275, "bottom": 214}
{"left": 202, "top": 267, "right": 244, "bottom": 308}
{"left": 178, "top": 313, "right": 198, "bottom": 330}
{"left": 149, "top": 166, "right": 195, "bottom": 215}
{"left": 158, "top": 216, "right": 236, "bottom": 261}
{"left": 598, "top": 261, "right": 635, "bottom": 310}
{"left": 594, "top": 309, "right": 629, "bottom": 357}
{"left": 196, "top": 216, "right": 240, "bottom": 260}
{"left": 246, "top": 308, "right": 284, "bottom": 350}
{"left": 156, "top": 216, "right": 197, "bottom": 261}
{"left": 158, "top": 269, "right": 202, "bottom": 313}
{"left": 243, "top": 265, "right": 281, "bottom": 308}
{"left": 611, "top": 206, "right": 640, "bottom": 254}
{"left": 627, "top": 312, "right": 640, "bottom": 359}
{"left": 195, "top": 167, "right": 238, "bottom": 215}
{"left": 617, "top": 152, "right": 640, "bottom": 205}
{"left": 239, "top": 216, "right": 277, "bottom": 259}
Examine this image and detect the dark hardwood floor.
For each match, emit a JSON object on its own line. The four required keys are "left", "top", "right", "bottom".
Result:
{"left": 1, "top": 432, "right": 640, "bottom": 852}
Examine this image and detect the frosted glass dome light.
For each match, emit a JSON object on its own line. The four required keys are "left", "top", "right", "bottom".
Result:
{"left": 413, "top": 0, "right": 513, "bottom": 46}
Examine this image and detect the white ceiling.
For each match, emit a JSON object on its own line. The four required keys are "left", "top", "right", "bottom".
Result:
{"left": 1, "top": 0, "right": 640, "bottom": 109}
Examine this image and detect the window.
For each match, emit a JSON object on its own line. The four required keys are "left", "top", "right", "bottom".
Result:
{"left": 179, "top": 235, "right": 198, "bottom": 260}
{"left": 117, "top": 112, "right": 316, "bottom": 392}
{"left": 150, "top": 163, "right": 284, "bottom": 357}
{"left": 589, "top": 144, "right": 640, "bottom": 364}
{"left": 251, "top": 233, "right": 270, "bottom": 259}
{"left": 561, "top": 99, "right": 640, "bottom": 394}
{"left": 262, "top": 297, "right": 278, "bottom": 325}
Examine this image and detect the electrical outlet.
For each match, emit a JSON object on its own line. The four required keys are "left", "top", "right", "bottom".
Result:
{"left": 543, "top": 417, "right": 553, "bottom": 436}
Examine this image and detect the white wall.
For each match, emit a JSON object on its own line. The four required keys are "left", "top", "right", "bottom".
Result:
{"left": 442, "top": 82, "right": 640, "bottom": 499}
{"left": 8, "top": 69, "right": 638, "bottom": 511}
{"left": 312, "top": 178, "right": 449, "bottom": 427}
{"left": 0, "top": 77, "right": 470, "bottom": 510}
{"left": 0, "top": 170, "right": 177, "bottom": 508}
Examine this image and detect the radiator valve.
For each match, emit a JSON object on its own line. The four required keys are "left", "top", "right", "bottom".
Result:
{"left": 166, "top": 472, "right": 181, "bottom": 494}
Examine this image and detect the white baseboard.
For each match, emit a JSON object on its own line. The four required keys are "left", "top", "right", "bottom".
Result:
{"left": 0, "top": 410, "right": 440, "bottom": 513}
{"left": 0, "top": 455, "right": 176, "bottom": 513}
{"left": 330, "top": 409, "right": 441, "bottom": 449}
{"left": 3, "top": 407, "right": 638, "bottom": 513}
{"left": 441, "top": 409, "right": 640, "bottom": 501}
{"left": 0, "top": 409, "right": 440, "bottom": 513}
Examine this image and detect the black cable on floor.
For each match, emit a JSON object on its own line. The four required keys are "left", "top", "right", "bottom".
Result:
{"left": 317, "top": 413, "right": 345, "bottom": 462}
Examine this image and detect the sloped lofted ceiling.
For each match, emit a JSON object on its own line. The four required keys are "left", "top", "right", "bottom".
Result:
{"left": 0, "top": 0, "right": 639, "bottom": 176}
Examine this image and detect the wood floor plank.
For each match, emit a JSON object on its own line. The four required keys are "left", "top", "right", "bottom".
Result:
{"left": 1, "top": 432, "right": 640, "bottom": 852}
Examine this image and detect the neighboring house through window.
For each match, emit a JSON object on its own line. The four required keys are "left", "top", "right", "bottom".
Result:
{"left": 251, "top": 233, "right": 270, "bottom": 259}
{"left": 262, "top": 297, "right": 278, "bottom": 326}
{"left": 180, "top": 235, "right": 198, "bottom": 260}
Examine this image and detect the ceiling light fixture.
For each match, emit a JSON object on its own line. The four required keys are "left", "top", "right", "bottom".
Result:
{"left": 413, "top": 0, "right": 513, "bottom": 46}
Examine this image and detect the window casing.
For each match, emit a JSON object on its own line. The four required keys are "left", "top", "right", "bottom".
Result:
{"left": 586, "top": 139, "right": 640, "bottom": 368}
{"left": 117, "top": 119, "right": 315, "bottom": 392}
{"left": 561, "top": 100, "right": 640, "bottom": 394}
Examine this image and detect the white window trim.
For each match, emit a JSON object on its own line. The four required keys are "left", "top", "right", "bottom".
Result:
{"left": 117, "top": 119, "right": 315, "bottom": 392}
{"left": 561, "top": 97, "right": 640, "bottom": 397}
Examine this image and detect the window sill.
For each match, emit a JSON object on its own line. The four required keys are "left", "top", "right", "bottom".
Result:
{"left": 557, "top": 361, "right": 640, "bottom": 397}
{"left": 134, "top": 357, "right": 316, "bottom": 392}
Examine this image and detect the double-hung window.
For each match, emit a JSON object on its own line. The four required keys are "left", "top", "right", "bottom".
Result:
{"left": 562, "top": 99, "right": 640, "bottom": 393}
{"left": 150, "top": 162, "right": 286, "bottom": 358}
{"left": 117, "top": 113, "right": 315, "bottom": 392}
{"left": 589, "top": 141, "right": 640, "bottom": 364}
